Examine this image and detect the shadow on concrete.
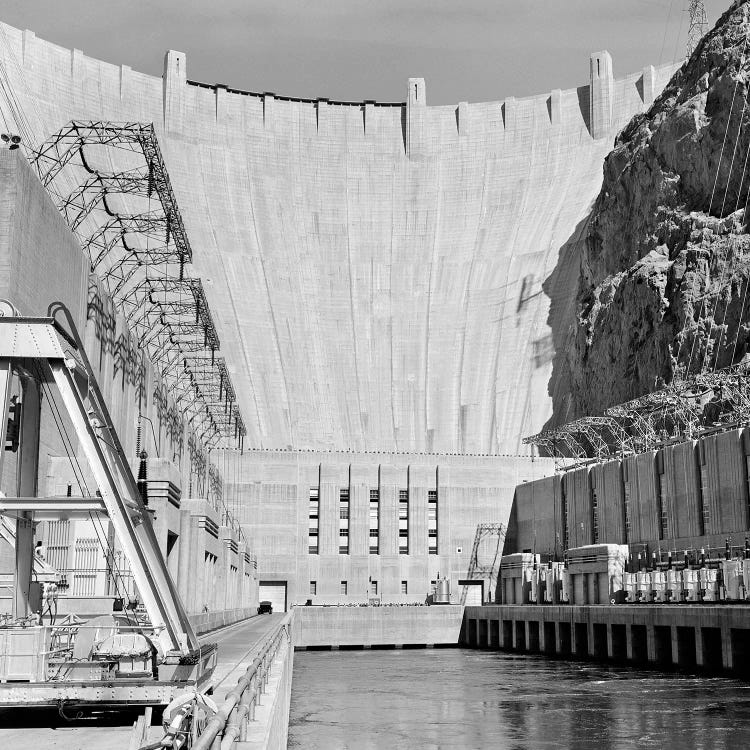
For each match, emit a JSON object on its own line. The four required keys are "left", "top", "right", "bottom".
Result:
{"left": 541, "top": 212, "right": 595, "bottom": 433}
{"left": 0, "top": 705, "right": 162, "bottom": 729}
{"left": 576, "top": 85, "right": 592, "bottom": 137}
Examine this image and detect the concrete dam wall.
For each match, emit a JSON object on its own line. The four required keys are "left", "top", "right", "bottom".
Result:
{"left": 0, "top": 22, "right": 680, "bottom": 454}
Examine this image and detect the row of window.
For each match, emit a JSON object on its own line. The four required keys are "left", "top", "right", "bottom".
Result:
{"left": 309, "top": 580, "right": 410, "bottom": 596}
{"left": 308, "top": 487, "right": 439, "bottom": 555}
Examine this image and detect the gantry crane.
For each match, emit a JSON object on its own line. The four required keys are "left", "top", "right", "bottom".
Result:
{"left": 0, "top": 301, "right": 216, "bottom": 707}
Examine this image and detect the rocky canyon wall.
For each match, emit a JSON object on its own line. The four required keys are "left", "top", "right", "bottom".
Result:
{"left": 557, "top": 1, "right": 750, "bottom": 422}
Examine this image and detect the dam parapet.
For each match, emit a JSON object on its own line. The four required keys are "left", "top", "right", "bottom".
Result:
{"left": 0, "top": 22, "right": 680, "bottom": 147}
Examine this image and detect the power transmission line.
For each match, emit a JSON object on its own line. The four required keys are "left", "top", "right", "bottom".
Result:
{"left": 687, "top": 0, "right": 708, "bottom": 57}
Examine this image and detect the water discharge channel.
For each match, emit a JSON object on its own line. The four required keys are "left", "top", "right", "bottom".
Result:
{"left": 289, "top": 648, "right": 750, "bottom": 749}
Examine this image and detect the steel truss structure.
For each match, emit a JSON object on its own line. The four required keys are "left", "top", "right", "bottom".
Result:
{"left": 461, "top": 523, "right": 506, "bottom": 605}
{"left": 30, "top": 122, "right": 246, "bottom": 451}
{"left": 688, "top": 0, "right": 708, "bottom": 57}
{"left": 525, "top": 361, "right": 750, "bottom": 461}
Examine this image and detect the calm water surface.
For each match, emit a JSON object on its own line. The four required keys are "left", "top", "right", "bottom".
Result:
{"left": 288, "top": 649, "right": 750, "bottom": 749}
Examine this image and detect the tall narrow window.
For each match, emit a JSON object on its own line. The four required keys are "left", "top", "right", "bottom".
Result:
{"left": 371, "top": 580, "right": 378, "bottom": 596}
{"left": 401, "top": 580, "right": 408, "bottom": 595}
{"left": 308, "top": 487, "right": 319, "bottom": 554}
{"left": 309, "top": 581, "right": 317, "bottom": 596}
{"left": 340, "top": 580, "right": 348, "bottom": 596}
{"left": 369, "top": 489, "right": 379, "bottom": 554}
{"left": 699, "top": 457, "right": 710, "bottom": 536}
{"left": 591, "top": 486, "right": 599, "bottom": 544}
{"left": 339, "top": 488, "right": 350, "bottom": 554}
{"left": 428, "top": 489, "right": 438, "bottom": 554}
{"left": 623, "top": 482, "right": 631, "bottom": 542}
{"left": 658, "top": 469, "right": 668, "bottom": 541}
{"left": 399, "top": 489, "right": 409, "bottom": 554}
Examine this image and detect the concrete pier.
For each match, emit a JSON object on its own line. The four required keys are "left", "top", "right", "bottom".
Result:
{"left": 463, "top": 605, "right": 750, "bottom": 675}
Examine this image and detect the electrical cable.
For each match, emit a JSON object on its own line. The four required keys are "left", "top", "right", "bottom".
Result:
{"left": 679, "top": 26, "right": 750, "bottom": 377}
{"left": 706, "top": 101, "right": 750, "bottom": 373}
{"left": 700, "top": 91, "right": 750, "bottom": 374}
{"left": 659, "top": 0, "right": 677, "bottom": 67}
{"left": 672, "top": 4, "right": 688, "bottom": 64}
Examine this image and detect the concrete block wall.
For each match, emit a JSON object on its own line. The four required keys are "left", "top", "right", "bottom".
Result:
{"left": 592, "top": 459, "right": 626, "bottom": 544}
{"left": 663, "top": 439, "right": 702, "bottom": 539}
{"left": 0, "top": 150, "right": 88, "bottom": 497}
{"left": 504, "top": 474, "right": 562, "bottom": 558}
{"left": 219, "top": 449, "right": 553, "bottom": 608}
{"left": 700, "top": 428, "right": 749, "bottom": 535}
{"left": 623, "top": 452, "right": 661, "bottom": 544}
{"left": 294, "top": 604, "right": 465, "bottom": 648}
{"left": 565, "top": 466, "right": 593, "bottom": 548}
{"left": 32, "top": 460, "right": 259, "bottom": 618}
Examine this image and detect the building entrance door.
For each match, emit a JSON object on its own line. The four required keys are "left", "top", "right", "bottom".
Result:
{"left": 259, "top": 581, "right": 287, "bottom": 612}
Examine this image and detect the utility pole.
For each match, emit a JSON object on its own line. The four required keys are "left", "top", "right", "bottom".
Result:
{"left": 687, "top": 0, "right": 708, "bottom": 57}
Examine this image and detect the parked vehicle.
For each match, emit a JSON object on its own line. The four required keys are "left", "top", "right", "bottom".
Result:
{"left": 258, "top": 600, "right": 273, "bottom": 614}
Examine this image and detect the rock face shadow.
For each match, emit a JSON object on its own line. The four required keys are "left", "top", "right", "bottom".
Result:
{"left": 541, "top": 212, "right": 594, "bottom": 432}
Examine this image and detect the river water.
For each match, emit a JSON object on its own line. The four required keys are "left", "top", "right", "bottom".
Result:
{"left": 288, "top": 648, "right": 750, "bottom": 749}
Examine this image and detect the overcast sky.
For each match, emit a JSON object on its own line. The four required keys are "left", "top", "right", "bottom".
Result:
{"left": 2, "top": 1, "right": 730, "bottom": 104}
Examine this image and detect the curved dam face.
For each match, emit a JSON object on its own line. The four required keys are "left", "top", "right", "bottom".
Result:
{"left": 0, "top": 24, "right": 679, "bottom": 453}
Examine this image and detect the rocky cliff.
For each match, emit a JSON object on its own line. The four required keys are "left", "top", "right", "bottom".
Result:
{"left": 558, "top": 0, "right": 750, "bottom": 420}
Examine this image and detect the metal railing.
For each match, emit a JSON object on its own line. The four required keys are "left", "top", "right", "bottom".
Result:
{"left": 193, "top": 612, "right": 293, "bottom": 750}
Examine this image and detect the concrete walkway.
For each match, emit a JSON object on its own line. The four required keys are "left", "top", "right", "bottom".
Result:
{"left": 202, "top": 612, "right": 285, "bottom": 703}
{"left": 0, "top": 613, "right": 282, "bottom": 750}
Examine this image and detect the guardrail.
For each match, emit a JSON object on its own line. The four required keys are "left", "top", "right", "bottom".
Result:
{"left": 193, "top": 611, "right": 293, "bottom": 750}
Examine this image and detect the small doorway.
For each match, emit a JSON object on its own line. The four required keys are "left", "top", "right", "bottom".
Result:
{"left": 259, "top": 581, "right": 287, "bottom": 612}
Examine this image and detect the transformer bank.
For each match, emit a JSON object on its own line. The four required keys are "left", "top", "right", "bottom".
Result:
{"left": 505, "top": 427, "right": 750, "bottom": 560}
{"left": 496, "top": 424, "right": 750, "bottom": 677}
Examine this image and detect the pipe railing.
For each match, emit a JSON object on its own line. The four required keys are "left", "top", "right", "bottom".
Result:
{"left": 193, "top": 612, "right": 293, "bottom": 750}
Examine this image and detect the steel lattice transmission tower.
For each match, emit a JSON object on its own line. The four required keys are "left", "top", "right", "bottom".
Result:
{"left": 460, "top": 523, "right": 506, "bottom": 605}
{"left": 687, "top": 0, "right": 708, "bottom": 57}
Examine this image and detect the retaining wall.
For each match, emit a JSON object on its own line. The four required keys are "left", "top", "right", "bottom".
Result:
{"left": 294, "top": 604, "right": 464, "bottom": 648}
{"left": 463, "top": 604, "right": 750, "bottom": 675}
{"left": 243, "top": 628, "right": 294, "bottom": 750}
{"left": 189, "top": 606, "right": 258, "bottom": 635}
